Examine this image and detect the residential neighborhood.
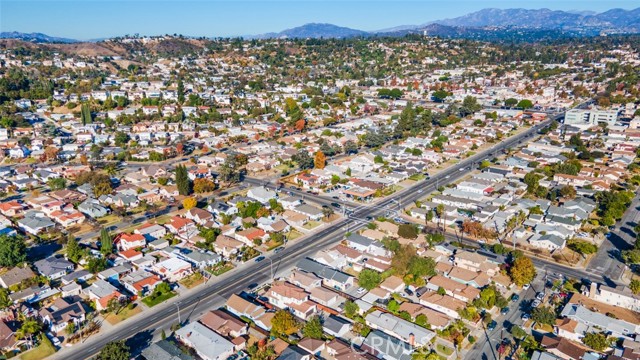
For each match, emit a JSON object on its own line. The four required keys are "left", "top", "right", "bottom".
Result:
{"left": 0, "top": 24, "right": 639, "bottom": 360}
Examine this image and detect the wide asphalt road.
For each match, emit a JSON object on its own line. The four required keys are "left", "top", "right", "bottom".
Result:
{"left": 54, "top": 118, "right": 556, "bottom": 360}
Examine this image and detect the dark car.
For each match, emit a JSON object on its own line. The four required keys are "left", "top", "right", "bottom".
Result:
{"left": 511, "top": 294, "right": 520, "bottom": 302}
{"left": 404, "top": 288, "right": 414, "bottom": 296}
{"left": 487, "top": 320, "right": 497, "bottom": 331}
{"left": 500, "top": 307, "right": 509, "bottom": 315}
{"left": 255, "top": 256, "right": 265, "bottom": 262}
{"left": 415, "top": 287, "right": 428, "bottom": 297}
{"left": 331, "top": 202, "right": 341, "bottom": 208}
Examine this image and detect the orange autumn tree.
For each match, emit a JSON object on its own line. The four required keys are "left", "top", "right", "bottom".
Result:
{"left": 294, "top": 119, "right": 306, "bottom": 132}
{"left": 314, "top": 151, "right": 326, "bottom": 169}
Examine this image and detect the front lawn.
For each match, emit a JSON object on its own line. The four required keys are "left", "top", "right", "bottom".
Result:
{"left": 302, "top": 220, "right": 321, "bottom": 230}
{"left": 21, "top": 341, "right": 56, "bottom": 360}
{"left": 104, "top": 303, "right": 143, "bottom": 325}
{"left": 180, "top": 272, "right": 205, "bottom": 289}
{"left": 142, "top": 290, "right": 176, "bottom": 307}
{"left": 208, "top": 263, "right": 234, "bottom": 276}
{"left": 436, "top": 344, "right": 454, "bottom": 356}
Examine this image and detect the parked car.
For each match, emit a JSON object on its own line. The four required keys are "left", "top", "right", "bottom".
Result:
{"left": 536, "top": 292, "right": 545, "bottom": 301}
{"left": 511, "top": 294, "right": 520, "bottom": 302}
{"left": 487, "top": 320, "right": 497, "bottom": 330}
{"left": 521, "top": 313, "right": 530, "bottom": 321}
{"left": 522, "top": 284, "right": 530, "bottom": 290}
{"left": 274, "top": 247, "right": 284, "bottom": 253}
{"left": 255, "top": 256, "right": 265, "bottom": 262}
{"left": 404, "top": 288, "right": 414, "bottom": 296}
{"left": 531, "top": 299, "right": 541, "bottom": 308}
{"left": 500, "top": 307, "right": 509, "bottom": 315}
{"left": 356, "top": 287, "right": 366, "bottom": 295}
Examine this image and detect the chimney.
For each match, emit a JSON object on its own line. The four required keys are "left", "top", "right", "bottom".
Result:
{"left": 408, "top": 333, "right": 415, "bottom": 347}
{"left": 589, "top": 282, "right": 597, "bottom": 299}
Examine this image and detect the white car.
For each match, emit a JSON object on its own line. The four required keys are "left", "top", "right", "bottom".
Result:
{"left": 356, "top": 287, "right": 366, "bottom": 295}
{"left": 521, "top": 313, "right": 530, "bottom": 321}
{"left": 522, "top": 283, "right": 530, "bottom": 290}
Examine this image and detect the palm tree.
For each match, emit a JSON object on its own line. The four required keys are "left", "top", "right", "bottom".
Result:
{"left": 104, "top": 163, "right": 118, "bottom": 176}
{"left": 16, "top": 317, "right": 41, "bottom": 349}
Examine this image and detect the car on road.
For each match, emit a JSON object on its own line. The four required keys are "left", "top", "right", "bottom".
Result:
{"left": 365, "top": 216, "right": 373, "bottom": 221}
{"left": 331, "top": 202, "right": 341, "bottom": 208}
{"left": 255, "top": 256, "right": 265, "bottom": 262}
{"left": 274, "top": 247, "right": 284, "bottom": 253}
{"left": 487, "top": 320, "right": 497, "bottom": 331}
{"left": 417, "top": 189, "right": 423, "bottom": 193}
{"left": 356, "top": 287, "right": 366, "bottom": 295}
{"left": 511, "top": 294, "right": 520, "bottom": 302}
{"left": 521, "top": 313, "right": 530, "bottom": 321}
{"left": 500, "top": 307, "right": 509, "bottom": 315}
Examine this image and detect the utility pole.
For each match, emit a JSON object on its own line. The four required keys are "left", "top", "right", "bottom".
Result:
{"left": 175, "top": 302, "right": 181, "bottom": 324}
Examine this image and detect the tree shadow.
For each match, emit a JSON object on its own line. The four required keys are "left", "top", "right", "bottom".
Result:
{"left": 26, "top": 242, "right": 62, "bottom": 262}
{"left": 125, "top": 329, "right": 154, "bottom": 357}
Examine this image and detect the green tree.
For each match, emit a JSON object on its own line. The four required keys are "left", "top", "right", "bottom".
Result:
{"left": 271, "top": 309, "right": 299, "bottom": 336}
{"left": 568, "top": 240, "right": 598, "bottom": 256}
{"left": 81, "top": 103, "right": 92, "bottom": 125}
{"left": 66, "top": 236, "right": 84, "bottom": 263}
{"left": 100, "top": 228, "right": 112, "bottom": 255}
{"left": 175, "top": 165, "right": 192, "bottom": 196}
{"left": 582, "top": 332, "right": 610, "bottom": 351}
{"left": 504, "top": 98, "right": 518, "bottom": 107}
{"left": 358, "top": 269, "right": 382, "bottom": 290}
{"left": 0, "top": 288, "right": 13, "bottom": 308}
{"left": 0, "top": 235, "right": 26, "bottom": 267}
{"left": 86, "top": 256, "right": 108, "bottom": 273}
{"left": 509, "top": 256, "right": 536, "bottom": 287}
{"left": 114, "top": 131, "right": 130, "bottom": 147}
{"left": 510, "top": 325, "right": 527, "bottom": 340}
{"left": 97, "top": 340, "right": 131, "bottom": 360}
{"left": 177, "top": 78, "right": 185, "bottom": 104}
{"left": 387, "top": 299, "right": 401, "bottom": 313}
{"left": 622, "top": 249, "right": 640, "bottom": 264}
{"left": 531, "top": 306, "right": 556, "bottom": 326}
{"left": 630, "top": 279, "right": 640, "bottom": 295}
{"left": 517, "top": 99, "right": 533, "bottom": 109}
{"left": 344, "top": 300, "right": 359, "bottom": 318}
{"left": 16, "top": 318, "right": 41, "bottom": 340}
{"left": 66, "top": 322, "right": 76, "bottom": 334}
{"left": 303, "top": 316, "right": 323, "bottom": 339}
{"left": 479, "top": 160, "right": 491, "bottom": 170}
{"left": 47, "top": 177, "right": 67, "bottom": 190}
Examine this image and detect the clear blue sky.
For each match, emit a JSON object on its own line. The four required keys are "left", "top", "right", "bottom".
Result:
{"left": 1, "top": 0, "right": 638, "bottom": 40}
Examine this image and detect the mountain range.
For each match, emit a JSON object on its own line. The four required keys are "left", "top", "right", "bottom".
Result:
{"left": 3, "top": 7, "right": 640, "bottom": 43}
{"left": 0, "top": 31, "right": 78, "bottom": 43}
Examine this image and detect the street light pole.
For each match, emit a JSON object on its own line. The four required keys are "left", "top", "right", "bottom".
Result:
{"left": 175, "top": 302, "right": 181, "bottom": 324}
{"left": 268, "top": 257, "right": 274, "bottom": 281}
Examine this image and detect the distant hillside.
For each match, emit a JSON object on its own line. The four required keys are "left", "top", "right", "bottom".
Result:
{"left": 432, "top": 7, "right": 640, "bottom": 34}
{"left": 0, "top": 31, "right": 78, "bottom": 43}
{"left": 252, "top": 23, "right": 369, "bottom": 39}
